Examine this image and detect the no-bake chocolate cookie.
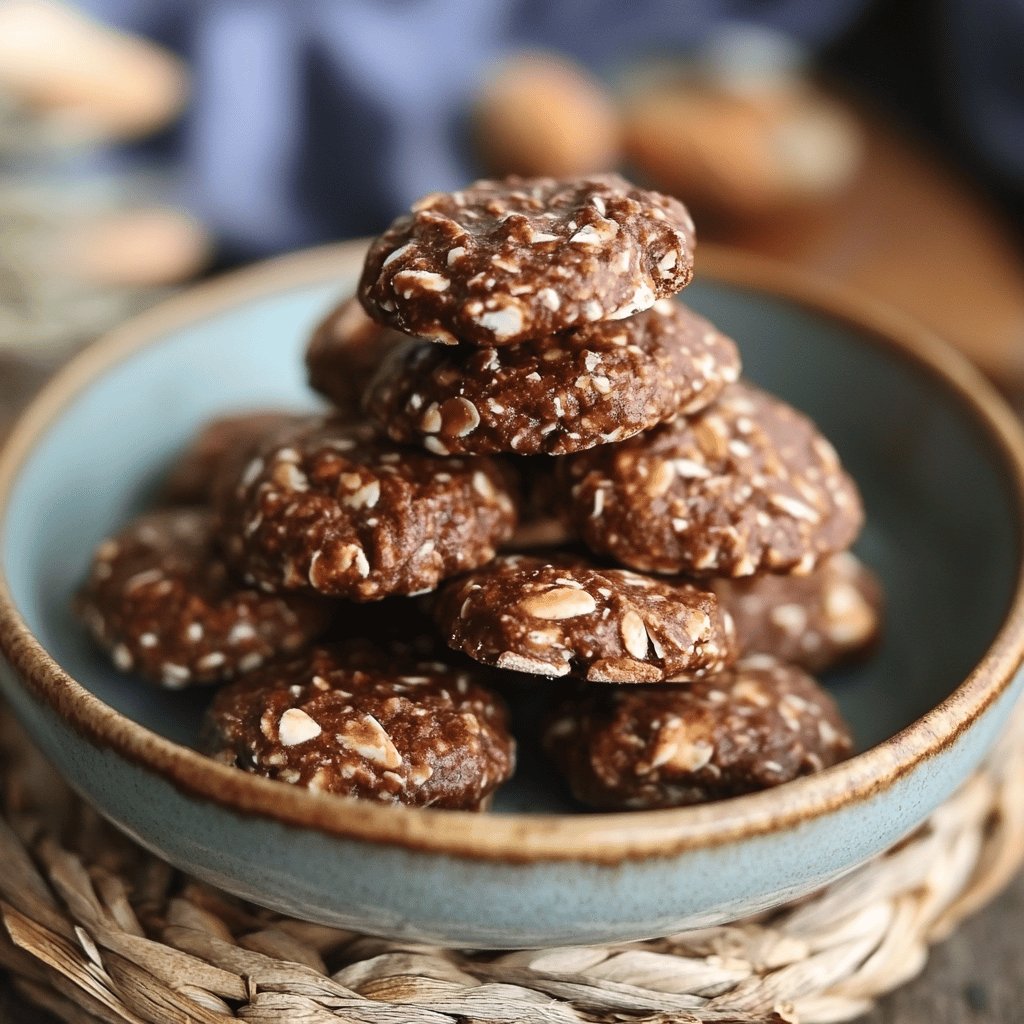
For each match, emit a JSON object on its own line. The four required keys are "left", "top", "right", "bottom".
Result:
{"left": 544, "top": 656, "right": 853, "bottom": 809}
{"left": 712, "top": 551, "right": 882, "bottom": 672}
{"left": 201, "top": 644, "right": 515, "bottom": 809}
{"left": 162, "top": 410, "right": 302, "bottom": 506}
{"left": 76, "top": 508, "right": 331, "bottom": 688}
{"left": 562, "top": 381, "right": 863, "bottom": 577}
{"left": 216, "top": 417, "right": 518, "bottom": 600}
{"left": 434, "top": 555, "right": 736, "bottom": 682}
{"left": 305, "top": 296, "right": 408, "bottom": 417}
{"left": 365, "top": 299, "right": 740, "bottom": 456}
{"left": 359, "top": 174, "right": 696, "bottom": 346}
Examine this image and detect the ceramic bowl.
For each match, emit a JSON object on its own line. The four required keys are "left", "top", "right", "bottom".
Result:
{"left": 2, "top": 243, "right": 1023, "bottom": 949}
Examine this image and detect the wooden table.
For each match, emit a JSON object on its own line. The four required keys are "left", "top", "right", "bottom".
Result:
{"left": 708, "top": 103, "right": 1024, "bottom": 397}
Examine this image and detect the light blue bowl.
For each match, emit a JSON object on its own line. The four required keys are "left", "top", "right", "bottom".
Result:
{"left": 2, "top": 243, "right": 1023, "bottom": 948}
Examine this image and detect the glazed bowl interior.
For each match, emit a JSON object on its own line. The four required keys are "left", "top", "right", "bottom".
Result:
{"left": 1, "top": 252, "right": 1019, "bottom": 815}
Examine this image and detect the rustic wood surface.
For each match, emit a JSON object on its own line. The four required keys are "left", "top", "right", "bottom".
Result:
{"left": 862, "top": 880, "right": 1024, "bottom": 1023}
{"left": 710, "top": 104, "right": 1024, "bottom": 394}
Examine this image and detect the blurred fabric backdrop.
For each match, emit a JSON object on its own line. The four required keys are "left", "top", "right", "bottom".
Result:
{"left": 1, "top": 0, "right": 1022, "bottom": 375}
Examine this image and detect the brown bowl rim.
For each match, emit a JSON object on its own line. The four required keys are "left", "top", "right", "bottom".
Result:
{"left": 2, "top": 241, "right": 1023, "bottom": 865}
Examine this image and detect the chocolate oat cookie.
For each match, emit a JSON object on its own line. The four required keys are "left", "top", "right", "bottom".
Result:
{"left": 216, "top": 417, "right": 518, "bottom": 600}
{"left": 306, "top": 296, "right": 408, "bottom": 416}
{"left": 712, "top": 552, "right": 882, "bottom": 672}
{"left": 201, "top": 645, "right": 515, "bottom": 809}
{"left": 365, "top": 300, "right": 740, "bottom": 456}
{"left": 162, "top": 410, "right": 302, "bottom": 506}
{"left": 434, "top": 555, "right": 736, "bottom": 682}
{"left": 359, "top": 174, "right": 696, "bottom": 346}
{"left": 562, "top": 381, "right": 863, "bottom": 577}
{"left": 544, "top": 657, "right": 853, "bottom": 809}
{"left": 76, "top": 509, "right": 331, "bottom": 688}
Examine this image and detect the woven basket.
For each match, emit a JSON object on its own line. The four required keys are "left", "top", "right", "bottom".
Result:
{"left": 0, "top": 700, "right": 1021, "bottom": 1024}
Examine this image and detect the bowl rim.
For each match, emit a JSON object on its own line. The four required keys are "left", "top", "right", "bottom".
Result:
{"left": 2, "top": 240, "right": 1023, "bottom": 866}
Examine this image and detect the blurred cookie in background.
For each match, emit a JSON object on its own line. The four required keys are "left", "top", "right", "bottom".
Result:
{"left": 0, "top": 0, "right": 187, "bottom": 143}
{"left": 711, "top": 552, "right": 882, "bottom": 673}
{"left": 620, "top": 27, "right": 863, "bottom": 222}
{"left": 0, "top": 1, "right": 209, "bottom": 360}
{"left": 472, "top": 51, "right": 621, "bottom": 179}
{"left": 65, "top": 207, "right": 211, "bottom": 289}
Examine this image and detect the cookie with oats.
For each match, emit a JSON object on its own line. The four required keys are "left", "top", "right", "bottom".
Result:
{"left": 544, "top": 657, "right": 853, "bottom": 810}
{"left": 434, "top": 555, "right": 736, "bottom": 682}
{"left": 561, "top": 381, "right": 863, "bottom": 577}
{"left": 711, "top": 552, "right": 882, "bottom": 672}
{"left": 358, "top": 174, "right": 696, "bottom": 346}
{"left": 162, "top": 410, "right": 304, "bottom": 506}
{"left": 76, "top": 509, "right": 331, "bottom": 689}
{"left": 201, "top": 644, "right": 515, "bottom": 809}
{"left": 365, "top": 299, "right": 740, "bottom": 456}
{"left": 305, "top": 295, "right": 408, "bottom": 416}
{"left": 216, "top": 417, "right": 518, "bottom": 600}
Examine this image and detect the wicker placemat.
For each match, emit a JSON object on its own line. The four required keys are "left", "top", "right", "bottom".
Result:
{"left": 0, "top": 702, "right": 1021, "bottom": 1024}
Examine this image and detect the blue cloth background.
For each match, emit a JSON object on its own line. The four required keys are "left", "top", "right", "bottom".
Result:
{"left": 79, "top": 0, "right": 1024, "bottom": 258}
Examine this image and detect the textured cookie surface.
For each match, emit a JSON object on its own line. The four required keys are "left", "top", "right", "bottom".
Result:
{"left": 434, "top": 555, "right": 736, "bottom": 682}
{"left": 305, "top": 296, "right": 408, "bottom": 417}
{"left": 201, "top": 644, "right": 515, "bottom": 809}
{"left": 712, "top": 552, "right": 882, "bottom": 672}
{"left": 544, "top": 657, "right": 853, "bottom": 809}
{"left": 162, "top": 410, "right": 302, "bottom": 506}
{"left": 562, "top": 381, "right": 863, "bottom": 576}
{"left": 359, "top": 174, "right": 696, "bottom": 346}
{"left": 366, "top": 299, "right": 740, "bottom": 456}
{"left": 76, "top": 509, "right": 331, "bottom": 688}
{"left": 216, "top": 417, "right": 517, "bottom": 600}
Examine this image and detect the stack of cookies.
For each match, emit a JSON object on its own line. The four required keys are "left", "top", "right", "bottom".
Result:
{"left": 77, "top": 175, "right": 881, "bottom": 812}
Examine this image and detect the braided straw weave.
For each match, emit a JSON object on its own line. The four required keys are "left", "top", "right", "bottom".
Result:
{"left": 0, "top": 701, "right": 1022, "bottom": 1024}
